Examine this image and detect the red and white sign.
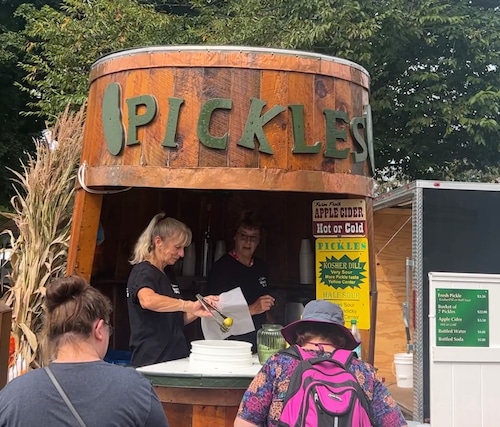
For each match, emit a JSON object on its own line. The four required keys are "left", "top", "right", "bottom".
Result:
{"left": 312, "top": 199, "right": 366, "bottom": 237}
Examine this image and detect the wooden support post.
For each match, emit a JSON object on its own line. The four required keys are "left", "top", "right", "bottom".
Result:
{"left": 67, "top": 188, "right": 103, "bottom": 281}
{"left": 366, "top": 197, "right": 378, "bottom": 365}
{"left": 0, "top": 302, "right": 12, "bottom": 389}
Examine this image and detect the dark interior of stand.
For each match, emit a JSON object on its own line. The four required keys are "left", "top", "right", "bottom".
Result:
{"left": 94, "top": 187, "right": 347, "bottom": 351}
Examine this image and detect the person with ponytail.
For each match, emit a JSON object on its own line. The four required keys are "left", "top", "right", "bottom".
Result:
{"left": 0, "top": 276, "right": 169, "bottom": 427}
{"left": 127, "top": 213, "right": 218, "bottom": 367}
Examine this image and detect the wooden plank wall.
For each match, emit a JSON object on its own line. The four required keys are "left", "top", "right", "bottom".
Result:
{"left": 0, "top": 303, "right": 12, "bottom": 389}
{"left": 157, "top": 387, "right": 244, "bottom": 427}
{"left": 373, "top": 208, "right": 412, "bottom": 384}
{"left": 93, "top": 187, "right": 333, "bottom": 349}
{"left": 94, "top": 188, "right": 325, "bottom": 284}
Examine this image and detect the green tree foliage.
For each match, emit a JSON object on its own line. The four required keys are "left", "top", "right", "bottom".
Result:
{"left": 369, "top": 0, "right": 500, "bottom": 181}
{"left": 9, "top": 0, "right": 500, "bottom": 183}
{"left": 189, "top": 0, "right": 380, "bottom": 60}
{"left": 16, "top": 0, "right": 191, "bottom": 118}
{"left": 187, "top": 0, "right": 500, "bottom": 181}
{"left": 0, "top": 0, "right": 44, "bottom": 207}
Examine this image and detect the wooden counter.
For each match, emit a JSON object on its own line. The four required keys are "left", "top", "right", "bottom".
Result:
{"left": 388, "top": 384, "right": 414, "bottom": 421}
{"left": 137, "top": 356, "right": 261, "bottom": 427}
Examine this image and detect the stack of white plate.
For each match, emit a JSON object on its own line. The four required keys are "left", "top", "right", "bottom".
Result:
{"left": 189, "top": 340, "right": 253, "bottom": 368}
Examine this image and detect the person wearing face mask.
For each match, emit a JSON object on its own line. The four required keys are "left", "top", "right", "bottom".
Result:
{"left": 207, "top": 210, "right": 275, "bottom": 352}
{"left": 127, "top": 213, "right": 218, "bottom": 367}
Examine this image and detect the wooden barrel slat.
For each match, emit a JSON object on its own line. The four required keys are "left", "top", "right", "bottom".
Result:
{"left": 83, "top": 77, "right": 107, "bottom": 166}
{"left": 332, "top": 78, "right": 354, "bottom": 174}
{"left": 90, "top": 48, "right": 370, "bottom": 89}
{"left": 121, "top": 71, "right": 145, "bottom": 167}
{"left": 152, "top": 386, "right": 244, "bottom": 427}
{"left": 84, "top": 166, "right": 374, "bottom": 195}
{"left": 287, "top": 72, "right": 315, "bottom": 172}
{"left": 312, "top": 74, "right": 336, "bottom": 174}
{"left": 228, "top": 68, "right": 260, "bottom": 168}
{"left": 199, "top": 67, "right": 231, "bottom": 168}
{"left": 142, "top": 69, "right": 165, "bottom": 167}
{"left": 82, "top": 46, "right": 373, "bottom": 195}
{"left": 148, "top": 67, "right": 176, "bottom": 166}
{"left": 171, "top": 67, "right": 204, "bottom": 168}
{"left": 350, "top": 80, "right": 367, "bottom": 176}
{"left": 154, "top": 387, "right": 245, "bottom": 406}
{"left": 259, "top": 70, "right": 289, "bottom": 170}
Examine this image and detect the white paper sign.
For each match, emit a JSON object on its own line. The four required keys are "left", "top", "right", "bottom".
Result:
{"left": 201, "top": 287, "right": 255, "bottom": 339}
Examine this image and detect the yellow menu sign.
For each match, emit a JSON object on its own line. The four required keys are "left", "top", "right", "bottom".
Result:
{"left": 315, "top": 237, "right": 370, "bottom": 329}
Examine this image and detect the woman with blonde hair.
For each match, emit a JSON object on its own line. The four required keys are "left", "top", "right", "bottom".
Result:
{"left": 127, "top": 213, "right": 217, "bottom": 367}
{"left": 0, "top": 275, "right": 169, "bottom": 427}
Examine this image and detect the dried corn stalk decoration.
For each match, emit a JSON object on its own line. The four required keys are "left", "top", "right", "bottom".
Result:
{"left": 1, "top": 104, "right": 85, "bottom": 374}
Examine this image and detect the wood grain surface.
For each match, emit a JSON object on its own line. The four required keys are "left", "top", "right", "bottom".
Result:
{"left": 155, "top": 387, "right": 243, "bottom": 427}
{"left": 82, "top": 47, "right": 373, "bottom": 194}
{"left": 373, "top": 208, "right": 412, "bottom": 384}
{"left": 66, "top": 190, "right": 102, "bottom": 281}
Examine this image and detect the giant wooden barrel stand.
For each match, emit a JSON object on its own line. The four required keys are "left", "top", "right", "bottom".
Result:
{"left": 68, "top": 46, "right": 374, "bottom": 427}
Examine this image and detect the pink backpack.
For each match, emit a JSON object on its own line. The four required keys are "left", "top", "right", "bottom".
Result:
{"left": 278, "top": 345, "right": 373, "bottom": 427}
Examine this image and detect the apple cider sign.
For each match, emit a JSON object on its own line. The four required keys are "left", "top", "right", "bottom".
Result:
{"left": 312, "top": 199, "right": 366, "bottom": 237}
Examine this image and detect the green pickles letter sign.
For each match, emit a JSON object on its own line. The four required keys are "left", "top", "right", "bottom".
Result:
{"left": 315, "top": 237, "right": 370, "bottom": 329}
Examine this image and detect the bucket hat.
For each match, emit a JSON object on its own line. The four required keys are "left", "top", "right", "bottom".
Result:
{"left": 281, "top": 300, "right": 359, "bottom": 350}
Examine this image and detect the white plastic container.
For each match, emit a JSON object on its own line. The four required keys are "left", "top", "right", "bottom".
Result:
{"left": 214, "top": 240, "right": 226, "bottom": 262}
{"left": 182, "top": 242, "right": 196, "bottom": 276}
{"left": 393, "top": 352, "right": 413, "bottom": 388}
{"left": 299, "top": 238, "right": 314, "bottom": 284}
{"left": 189, "top": 340, "right": 252, "bottom": 368}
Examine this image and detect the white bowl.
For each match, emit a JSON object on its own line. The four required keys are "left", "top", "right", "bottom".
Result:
{"left": 190, "top": 350, "right": 252, "bottom": 359}
{"left": 190, "top": 353, "right": 253, "bottom": 363}
{"left": 189, "top": 353, "right": 253, "bottom": 367}
{"left": 189, "top": 340, "right": 253, "bottom": 367}
{"left": 190, "top": 340, "right": 252, "bottom": 354}
{"left": 190, "top": 348, "right": 251, "bottom": 357}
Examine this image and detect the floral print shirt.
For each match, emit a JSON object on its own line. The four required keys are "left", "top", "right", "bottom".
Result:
{"left": 237, "top": 348, "right": 408, "bottom": 427}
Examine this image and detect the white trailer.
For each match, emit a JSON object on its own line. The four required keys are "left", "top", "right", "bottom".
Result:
{"left": 373, "top": 180, "right": 500, "bottom": 423}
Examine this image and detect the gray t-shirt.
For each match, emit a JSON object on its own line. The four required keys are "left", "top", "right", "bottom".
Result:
{"left": 0, "top": 361, "right": 169, "bottom": 427}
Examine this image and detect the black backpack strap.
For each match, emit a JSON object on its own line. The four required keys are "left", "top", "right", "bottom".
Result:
{"left": 281, "top": 346, "right": 351, "bottom": 371}
{"left": 280, "top": 345, "right": 354, "bottom": 366}
{"left": 278, "top": 344, "right": 302, "bottom": 360}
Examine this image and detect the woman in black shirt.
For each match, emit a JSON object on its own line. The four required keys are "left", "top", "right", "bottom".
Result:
{"left": 127, "top": 213, "right": 217, "bottom": 367}
{"left": 207, "top": 211, "right": 275, "bottom": 351}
